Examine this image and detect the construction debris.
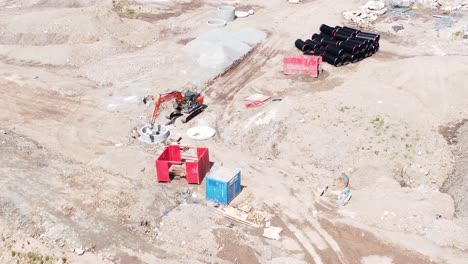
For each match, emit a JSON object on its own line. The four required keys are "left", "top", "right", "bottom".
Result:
{"left": 235, "top": 9, "right": 255, "bottom": 18}
{"left": 74, "top": 247, "right": 85, "bottom": 256}
{"left": 391, "top": 0, "right": 414, "bottom": 8}
{"left": 237, "top": 202, "right": 253, "bottom": 213}
{"left": 233, "top": 202, "right": 271, "bottom": 224}
{"left": 343, "top": 1, "right": 388, "bottom": 26}
{"left": 216, "top": 207, "right": 260, "bottom": 228}
{"left": 176, "top": 188, "right": 193, "bottom": 199}
{"left": 248, "top": 210, "right": 270, "bottom": 224}
{"left": 338, "top": 188, "right": 352, "bottom": 206}
{"left": 263, "top": 226, "right": 283, "bottom": 240}
{"left": 333, "top": 174, "right": 350, "bottom": 188}
{"left": 245, "top": 94, "right": 271, "bottom": 108}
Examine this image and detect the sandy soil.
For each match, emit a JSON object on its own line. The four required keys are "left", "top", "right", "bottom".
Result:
{"left": 1, "top": 0, "right": 468, "bottom": 263}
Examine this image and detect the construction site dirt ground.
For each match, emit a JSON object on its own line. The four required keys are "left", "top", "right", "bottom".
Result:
{"left": 1, "top": 0, "right": 468, "bottom": 263}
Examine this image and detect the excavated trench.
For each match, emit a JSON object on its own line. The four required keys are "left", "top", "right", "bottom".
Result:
{"left": 439, "top": 119, "right": 468, "bottom": 217}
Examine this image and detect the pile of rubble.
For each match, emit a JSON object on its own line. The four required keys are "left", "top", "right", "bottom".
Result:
{"left": 343, "top": 1, "right": 388, "bottom": 26}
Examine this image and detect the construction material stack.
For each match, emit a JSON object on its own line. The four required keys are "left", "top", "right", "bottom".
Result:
{"left": 294, "top": 24, "right": 380, "bottom": 67}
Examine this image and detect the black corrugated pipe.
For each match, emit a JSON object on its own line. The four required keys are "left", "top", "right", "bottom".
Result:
{"left": 323, "top": 53, "right": 342, "bottom": 67}
{"left": 357, "top": 33, "right": 380, "bottom": 43}
{"left": 319, "top": 24, "right": 336, "bottom": 36}
{"left": 345, "top": 40, "right": 368, "bottom": 53}
{"left": 321, "top": 38, "right": 342, "bottom": 47}
{"left": 343, "top": 53, "right": 360, "bottom": 63}
{"left": 358, "top": 45, "right": 367, "bottom": 54}
{"left": 351, "top": 37, "right": 371, "bottom": 45}
{"left": 304, "top": 48, "right": 326, "bottom": 56}
{"left": 336, "top": 27, "right": 360, "bottom": 35}
{"left": 343, "top": 26, "right": 361, "bottom": 34}
{"left": 363, "top": 50, "right": 372, "bottom": 58}
{"left": 296, "top": 25, "right": 380, "bottom": 66}
{"left": 335, "top": 28, "right": 356, "bottom": 37}
{"left": 295, "top": 39, "right": 312, "bottom": 52}
{"left": 305, "top": 39, "right": 323, "bottom": 50}
{"left": 326, "top": 45, "right": 345, "bottom": 57}
{"left": 344, "top": 40, "right": 364, "bottom": 54}
{"left": 359, "top": 31, "right": 380, "bottom": 38}
{"left": 311, "top": 33, "right": 324, "bottom": 41}
{"left": 333, "top": 32, "right": 351, "bottom": 41}
{"left": 346, "top": 38, "right": 369, "bottom": 46}
{"left": 339, "top": 41, "right": 359, "bottom": 54}
{"left": 340, "top": 54, "right": 351, "bottom": 65}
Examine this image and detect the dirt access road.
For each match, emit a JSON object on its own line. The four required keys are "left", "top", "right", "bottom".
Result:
{"left": 1, "top": 0, "right": 468, "bottom": 263}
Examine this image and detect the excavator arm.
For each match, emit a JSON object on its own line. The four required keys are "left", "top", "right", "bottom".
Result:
{"left": 149, "top": 91, "right": 184, "bottom": 126}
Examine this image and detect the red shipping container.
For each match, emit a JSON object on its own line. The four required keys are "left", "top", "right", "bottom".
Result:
{"left": 155, "top": 145, "right": 210, "bottom": 184}
{"left": 283, "top": 55, "right": 322, "bottom": 77}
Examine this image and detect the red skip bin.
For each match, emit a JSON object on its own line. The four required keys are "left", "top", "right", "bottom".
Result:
{"left": 155, "top": 145, "right": 210, "bottom": 184}
{"left": 283, "top": 55, "right": 322, "bottom": 77}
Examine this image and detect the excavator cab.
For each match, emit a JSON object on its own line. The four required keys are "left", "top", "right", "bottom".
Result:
{"left": 183, "top": 91, "right": 201, "bottom": 112}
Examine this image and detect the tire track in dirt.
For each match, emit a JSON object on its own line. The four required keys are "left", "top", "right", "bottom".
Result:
{"left": 276, "top": 205, "right": 435, "bottom": 264}
{"left": 204, "top": 39, "right": 279, "bottom": 103}
{"left": 0, "top": 81, "right": 77, "bottom": 124}
{"left": 203, "top": 38, "right": 279, "bottom": 140}
{"left": 0, "top": 81, "right": 110, "bottom": 161}
{"left": 0, "top": 130, "right": 172, "bottom": 257}
{"left": 55, "top": 100, "right": 114, "bottom": 160}
{"left": 319, "top": 219, "right": 435, "bottom": 264}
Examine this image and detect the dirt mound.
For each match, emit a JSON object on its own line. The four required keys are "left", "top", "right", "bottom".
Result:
{"left": 0, "top": 6, "right": 159, "bottom": 66}
{"left": 441, "top": 119, "right": 468, "bottom": 216}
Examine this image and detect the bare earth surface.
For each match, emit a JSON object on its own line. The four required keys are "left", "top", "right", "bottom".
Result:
{"left": 1, "top": 0, "right": 468, "bottom": 263}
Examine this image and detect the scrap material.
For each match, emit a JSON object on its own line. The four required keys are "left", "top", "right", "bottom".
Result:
{"left": 245, "top": 93, "right": 271, "bottom": 108}
{"left": 263, "top": 226, "right": 283, "bottom": 240}
{"left": 214, "top": 208, "right": 260, "bottom": 228}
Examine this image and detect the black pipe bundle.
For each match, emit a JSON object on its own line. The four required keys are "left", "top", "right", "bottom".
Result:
{"left": 294, "top": 24, "right": 380, "bottom": 67}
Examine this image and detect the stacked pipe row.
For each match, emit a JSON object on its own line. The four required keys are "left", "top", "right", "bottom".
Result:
{"left": 294, "top": 24, "right": 380, "bottom": 67}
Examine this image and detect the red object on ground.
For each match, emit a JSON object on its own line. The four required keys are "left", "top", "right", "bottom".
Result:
{"left": 155, "top": 145, "right": 210, "bottom": 184}
{"left": 283, "top": 55, "right": 322, "bottom": 77}
{"left": 244, "top": 93, "right": 272, "bottom": 108}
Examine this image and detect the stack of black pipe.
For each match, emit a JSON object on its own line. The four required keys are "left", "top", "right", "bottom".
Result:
{"left": 294, "top": 24, "right": 380, "bottom": 67}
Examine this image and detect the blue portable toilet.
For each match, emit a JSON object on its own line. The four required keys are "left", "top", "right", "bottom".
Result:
{"left": 205, "top": 167, "right": 241, "bottom": 205}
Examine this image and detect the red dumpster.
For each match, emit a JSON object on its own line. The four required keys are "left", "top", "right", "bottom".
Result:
{"left": 155, "top": 145, "right": 210, "bottom": 184}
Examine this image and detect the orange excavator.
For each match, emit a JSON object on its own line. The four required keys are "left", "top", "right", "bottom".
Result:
{"left": 143, "top": 90, "right": 206, "bottom": 126}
